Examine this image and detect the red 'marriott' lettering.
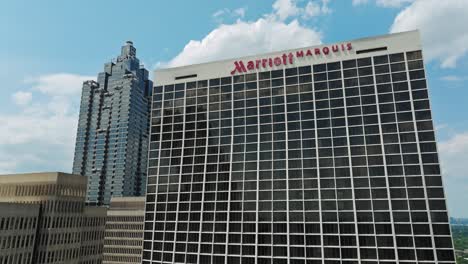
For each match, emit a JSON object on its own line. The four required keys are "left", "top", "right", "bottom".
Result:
{"left": 247, "top": 61, "right": 255, "bottom": 70}
{"left": 230, "top": 61, "right": 247, "bottom": 75}
{"left": 231, "top": 43, "right": 352, "bottom": 74}
{"left": 274, "top": 57, "right": 282, "bottom": 66}
{"left": 282, "top": 54, "right": 288, "bottom": 65}
{"left": 256, "top": 60, "right": 261, "bottom": 69}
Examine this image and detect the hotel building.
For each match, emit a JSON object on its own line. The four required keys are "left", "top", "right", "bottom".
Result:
{"left": 142, "top": 31, "right": 455, "bottom": 264}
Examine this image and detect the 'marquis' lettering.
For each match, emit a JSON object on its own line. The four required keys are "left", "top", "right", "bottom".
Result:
{"left": 231, "top": 43, "right": 352, "bottom": 75}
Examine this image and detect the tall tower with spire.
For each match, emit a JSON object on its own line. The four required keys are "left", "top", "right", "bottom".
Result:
{"left": 72, "top": 41, "right": 152, "bottom": 205}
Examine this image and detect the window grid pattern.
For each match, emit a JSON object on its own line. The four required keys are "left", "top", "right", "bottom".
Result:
{"left": 143, "top": 50, "right": 455, "bottom": 264}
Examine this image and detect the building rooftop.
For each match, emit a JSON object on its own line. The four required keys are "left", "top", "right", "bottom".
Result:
{"left": 109, "top": 196, "right": 146, "bottom": 210}
{"left": 0, "top": 172, "right": 87, "bottom": 186}
{"left": 154, "top": 30, "right": 421, "bottom": 86}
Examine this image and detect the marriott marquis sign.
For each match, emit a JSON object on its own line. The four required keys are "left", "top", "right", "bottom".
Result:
{"left": 230, "top": 43, "right": 353, "bottom": 75}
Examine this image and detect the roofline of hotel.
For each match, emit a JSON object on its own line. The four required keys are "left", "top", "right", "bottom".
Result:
{"left": 155, "top": 30, "right": 420, "bottom": 73}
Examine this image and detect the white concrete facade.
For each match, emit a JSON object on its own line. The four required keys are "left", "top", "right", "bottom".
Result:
{"left": 155, "top": 31, "right": 421, "bottom": 85}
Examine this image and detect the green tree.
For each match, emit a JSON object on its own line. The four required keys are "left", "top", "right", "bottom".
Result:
{"left": 452, "top": 225, "right": 468, "bottom": 264}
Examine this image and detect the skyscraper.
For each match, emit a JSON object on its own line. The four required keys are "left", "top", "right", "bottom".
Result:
{"left": 142, "top": 31, "right": 455, "bottom": 264}
{"left": 73, "top": 41, "right": 152, "bottom": 205}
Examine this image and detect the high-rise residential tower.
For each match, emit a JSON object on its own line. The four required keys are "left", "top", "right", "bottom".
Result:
{"left": 73, "top": 41, "right": 153, "bottom": 205}
{"left": 142, "top": 31, "right": 455, "bottom": 264}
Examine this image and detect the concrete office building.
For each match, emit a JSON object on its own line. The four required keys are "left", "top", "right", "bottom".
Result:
{"left": 79, "top": 207, "right": 107, "bottom": 264}
{"left": 142, "top": 31, "right": 455, "bottom": 264}
{"left": 103, "top": 197, "right": 145, "bottom": 264}
{"left": 0, "top": 203, "right": 40, "bottom": 264}
{"left": 0, "top": 172, "right": 107, "bottom": 264}
{"left": 72, "top": 41, "right": 153, "bottom": 205}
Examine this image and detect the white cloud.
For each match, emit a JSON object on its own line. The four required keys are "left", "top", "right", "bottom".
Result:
{"left": 390, "top": 0, "right": 468, "bottom": 68}
{"left": 165, "top": 0, "right": 328, "bottom": 68}
{"left": 166, "top": 18, "right": 322, "bottom": 67}
{"left": 233, "top": 8, "right": 247, "bottom": 18}
{"left": 1, "top": 73, "right": 94, "bottom": 173}
{"left": 376, "top": 0, "right": 414, "bottom": 7}
{"left": 352, "top": 0, "right": 368, "bottom": 5}
{"left": 11, "top": 91, "right": 32, "bottom": 106}
{"left": 273, "top": 0, "right": 301, "bottom": 21}
{"left": 440, "top": 75, "right": 467, "bottom": 82}
{"left": 25, "top": 73, "right": 94, "bottom": 96}
{"left": 304, "top": 1, "right": 321, "bottom": 17}
{"left": 212, "top": 9, "right": 228, "bottom": 18}
{"left": 439, "top": 132, "right": 468, "bottom": 158}
{"left": 353, "top": 0, "right": 414, "bottom": 7}
{"left": 0, "top": 113, "right": 77, "bottom": 146}
{"left": 438, "top": 130, "right": 468, "bottom": 216}
{"left": 304, "top": 0, "right": 331, "bottom": 18}
{"left": 321, "top": 0, "right": 332, "bottom": 14}
{"left": 439, "top": 132, "right": 468, "bottom": 179}
{"left": 212, "top": 7, "right": 247, "bottom": 23}
{"left": 273, "top": 0, "right": 330, "bottom": 21}
{"left": 0, "top": 153, "right": 18, "bottom": 174}
{"left": 435, "top": 123, "right": 449, "bottom": 132}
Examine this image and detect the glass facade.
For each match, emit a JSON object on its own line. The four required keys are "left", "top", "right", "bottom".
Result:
{"left": 143, "top": 35, "right": 455, "bottom": 264}
{"left": 73, "top": 41, "right": 152, "bottom": 205}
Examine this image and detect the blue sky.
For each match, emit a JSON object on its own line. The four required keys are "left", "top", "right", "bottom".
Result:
{"left": 1, "top": 0, "right": 467, "bottom": 216}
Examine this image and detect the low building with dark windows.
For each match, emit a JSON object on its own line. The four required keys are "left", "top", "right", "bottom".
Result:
{"left": 142, "top": 31, "right": 456, "bottom": 264}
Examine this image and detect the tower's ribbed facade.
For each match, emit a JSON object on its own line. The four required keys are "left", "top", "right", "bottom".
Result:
{"left": 73, "top": 41, "right": 152, "bottom": 205}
